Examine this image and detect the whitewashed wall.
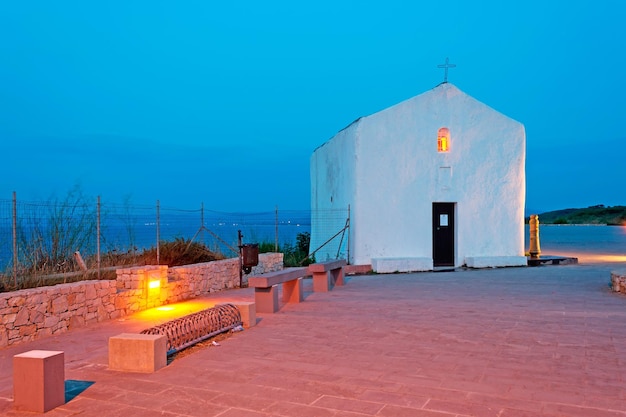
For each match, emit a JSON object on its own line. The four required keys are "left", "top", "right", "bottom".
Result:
{"left": 311, "top": 83, "right": 526, "bottom": 268}
{"left": 310, "top": 120, "right": 359, "bottom": 261}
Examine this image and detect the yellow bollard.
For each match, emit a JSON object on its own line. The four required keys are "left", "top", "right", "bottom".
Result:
{"left": 529, "top": 214, "right": 541, "bottom": 258}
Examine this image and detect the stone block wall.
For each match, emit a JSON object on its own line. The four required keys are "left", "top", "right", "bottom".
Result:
{"left": 168, "top": 259, "right": 241, "bottom": 301}
{"left": 114, "top": 253, "right": 283, "bottom": 314}
{"left": 1, "top": 280, "right": 117, "bottom": 347}
{"left": 611, "top": 269, "right": 626, "bottom": 294}
{"left": 0, "top": 253, "right": 283, "bottom": 348}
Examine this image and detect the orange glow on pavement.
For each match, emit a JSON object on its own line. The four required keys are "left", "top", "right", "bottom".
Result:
{"left": 584, "top": 254, "right": 626, "bottom": 263}
{"left": 548, "top": 251, "right": 626, "bottom": 264}
{"left": 133, "top": 300, "right": 219, "bottom": 324}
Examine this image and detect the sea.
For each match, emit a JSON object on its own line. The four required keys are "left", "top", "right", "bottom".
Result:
{"left": 1, "top": 221, "right": 625, "bottom": 270}
{"left": 525, "top": 224, "right": 626, "bottom": 263}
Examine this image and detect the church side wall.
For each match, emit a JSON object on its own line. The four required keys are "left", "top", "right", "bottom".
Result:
{"left": 310, "top": 122, "right": 358, "bottom": 262}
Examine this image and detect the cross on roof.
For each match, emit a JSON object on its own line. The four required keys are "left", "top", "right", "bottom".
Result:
{"left": 437, "top": 57, "right": 456, "bottom": 83}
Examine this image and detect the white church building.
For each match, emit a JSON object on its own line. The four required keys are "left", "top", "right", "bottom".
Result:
{"left": 310, "top": 82, "right": 527, "bottom": 272}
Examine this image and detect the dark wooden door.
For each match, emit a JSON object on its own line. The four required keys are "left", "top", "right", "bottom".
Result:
{"left": 432, "top": 203, "right": 455, "bottom": 266}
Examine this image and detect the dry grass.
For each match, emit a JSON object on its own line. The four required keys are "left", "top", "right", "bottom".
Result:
{"left": 1, "top": 238, "right": 225, "bottom": 292}
{"left": 138, "top": 238, "right": 225, "bottom": 266}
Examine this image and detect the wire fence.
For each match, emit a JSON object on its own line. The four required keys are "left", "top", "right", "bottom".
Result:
{"left": 0, "top": 193, "right": 349, "bottom": 290}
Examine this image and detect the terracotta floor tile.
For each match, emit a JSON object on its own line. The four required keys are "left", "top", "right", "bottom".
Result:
{"left": 265, "top": 401, "right": 337, "bottom": 417}
{"left": 1, "top": 264, "right": 625, "bottom": 416}
{"left": 311, "top": 395, "right": 384, "bottom": 415}
{"left": 377, "top": 404, "right": 457, "bottom": 417}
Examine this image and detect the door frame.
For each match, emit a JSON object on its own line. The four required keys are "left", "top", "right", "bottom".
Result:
{"left": 432, "top": 202, "right": 456, "bottom": 267}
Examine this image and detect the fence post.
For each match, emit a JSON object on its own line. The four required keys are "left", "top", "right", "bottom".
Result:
{"left": 12, "top": 191, "right": 17, "bottom": 288}
{"left": 275, "top": 206, "right": 279, "bottom": 252}
{"left": 97, "top": 196, "right": 101, "bottom": 279}
{"left": 347, "top": 204, "right": 351, "bottom": 265}
{"left": 156, "top": 200, "right": 160, "bottom": 265}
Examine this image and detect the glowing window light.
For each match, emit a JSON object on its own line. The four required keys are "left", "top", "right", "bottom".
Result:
{"left": 148, "top": 280, "right": 160, "bottom": 289}
{"left": 438, "top": 127, "right": 450, "bottom": 152}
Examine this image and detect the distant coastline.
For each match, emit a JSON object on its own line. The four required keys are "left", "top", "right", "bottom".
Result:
{"left": 539, "top": 223, "right": 607, "bottom": 226}
{"left": 526, "top": 205, "right": 626, "bottom": 226}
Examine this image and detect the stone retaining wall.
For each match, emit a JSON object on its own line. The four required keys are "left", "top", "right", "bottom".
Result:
{"left": 0, "top": 253, "right": 283, "bottom": 348}
{"left": 0, "top": 280, "right": 117, "bottom": 348}
{"left": 611, "top": 269, "right": 626, "bottom": 294}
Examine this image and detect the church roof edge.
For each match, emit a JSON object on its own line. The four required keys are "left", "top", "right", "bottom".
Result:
{"left": 313, "top": 82, "right": 522, "bottom": 155}
{"left": 313, "top": 117, "right": 363, "bottom": 153}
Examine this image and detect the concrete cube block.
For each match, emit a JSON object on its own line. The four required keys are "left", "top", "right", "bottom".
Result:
{"left": 228, "top": 301, "right": 256, "bottom": 328}
{"left": 108, "top": 333, "right": 167, "bottom": 373}
{"left": 13, "top": 350, "right": 65, "bottom": 412}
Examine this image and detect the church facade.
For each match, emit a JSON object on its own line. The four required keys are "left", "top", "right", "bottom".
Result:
{"left": 310, "top": 83, "right": 526, "bottom": 271}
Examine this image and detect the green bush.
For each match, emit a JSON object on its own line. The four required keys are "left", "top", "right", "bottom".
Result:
{"left": 257, "top": 232, "right": 314, "bottom": 267}
{"left": 257, "top": 241, "right": 277, "bottom": 253}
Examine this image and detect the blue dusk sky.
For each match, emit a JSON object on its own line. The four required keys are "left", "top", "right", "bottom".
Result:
{"left": 1, "top": 1, "right": 625, "bottom": 213}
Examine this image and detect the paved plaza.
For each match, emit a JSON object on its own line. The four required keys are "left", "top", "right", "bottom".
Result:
{"left": 1, "top": 263, "right": 625, "bottom": 416}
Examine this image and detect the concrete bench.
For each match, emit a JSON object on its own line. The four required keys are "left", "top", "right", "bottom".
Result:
{"left": 309, "top": 259, "right": 347, "bottom": 292}
{"left": 248, "top": 267, "right": 310, "bottom": 313}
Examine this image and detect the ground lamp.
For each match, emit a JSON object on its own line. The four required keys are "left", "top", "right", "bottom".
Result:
{"left": 145, "top": 270, "right": 162, "bottom": 299}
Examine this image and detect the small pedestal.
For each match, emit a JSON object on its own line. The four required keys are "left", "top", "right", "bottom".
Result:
{"left": 222, "top": 302, "right": 256, "bottom": 328}
{"left": 13, "top": 350, "right": 65, "bottom": 413}
{"left": 109, "top": 333, "right": 167, "bottom": 373}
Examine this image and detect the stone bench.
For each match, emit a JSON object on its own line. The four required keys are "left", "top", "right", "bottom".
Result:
{"left": 309, "top": 259, "right": 347, "bottom": 292}
{"left": 248, "top": 267, "right": 310, "bottom": 313}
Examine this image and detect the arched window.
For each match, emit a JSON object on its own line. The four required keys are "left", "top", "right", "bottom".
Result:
{"left": 437, "top": 127, "right": 450, "bottom": 152}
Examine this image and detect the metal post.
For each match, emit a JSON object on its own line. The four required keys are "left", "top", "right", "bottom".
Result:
{"left": 97, "top": 196, "right": 101, "bottom": 279}
{"left": 347, "top": 204, "right": 351, "bottom": 265}
{"left": 156, "top": 200, "right": 160, "bottom": 264}
{"left": 238, "top": 230, "right": 243, "bottom": 287}
{"left": 275, "top": 206, "right": 278, "bottom": 252}
{"left": 12, "top": 191, "right": 17, "bottom": 288}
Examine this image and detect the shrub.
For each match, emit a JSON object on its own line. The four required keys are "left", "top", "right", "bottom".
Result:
{"left": 284, "top": 232, "right": 315, "bottom": 267}
{"left": 139, "top": 238, "right": 225, "bottom": 266}
{"left": 256, "top": 232, "right": 314, "bottom": 267}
